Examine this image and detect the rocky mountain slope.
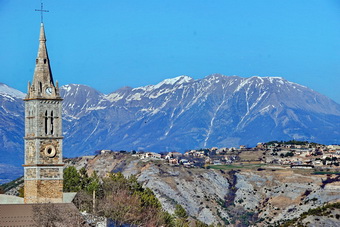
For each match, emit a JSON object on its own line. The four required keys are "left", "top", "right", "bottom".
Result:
{"left": 1, "top": 75, "right": 340, "bottom": 181}
{"left": 63, "top": 74, "right": 340, "bottom": 157}
{"left": 0, "top": 83, "right": 25, "bottom": 183}
{"left": 63, "top": 75, "right": 340, "bottom": 155}
{"left": 66, "top": 153, "right": 340, "bottom": 226}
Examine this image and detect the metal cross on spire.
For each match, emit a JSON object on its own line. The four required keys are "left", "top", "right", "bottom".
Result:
{"left": 35, "top": 1, "right": 49, "bottom": 23}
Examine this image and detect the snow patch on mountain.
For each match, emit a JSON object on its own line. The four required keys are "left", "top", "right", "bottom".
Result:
{"left": 106, "top": 93, "right": 124, "bottom": 102}
{"left": 260, "top": 105, "right": 274, "bottom": 114}
{"left": 0, "top": 83, "right": 25, "bottom": 99}
{"left": 86, "top": 106, "right": 107, "bottom": 111}
{"left": 235, "top": 78, "right": 252, "bottom": 92}
{"left": 62, "top": 84, "right": 72, "bottom": 92}
{"left": 287, "top": 80, "right": 308, "bottom": 89}
{"left": 126, "top": 93, "right": 142, "bottom": 101}
{"left": 133, "top": 76, "right": 193, "bottom": 92}
{"left": 266, "top": 77, "right": 283, "bottom": 83}
{"left": 154, "top": 75, "right": 193, "bottom": 88}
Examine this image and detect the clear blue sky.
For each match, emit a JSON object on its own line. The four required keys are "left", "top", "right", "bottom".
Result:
{"left": 1, "top": 0, "right": 339, "bottom": 103}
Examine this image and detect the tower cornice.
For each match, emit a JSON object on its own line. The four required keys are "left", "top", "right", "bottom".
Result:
{"left": 24, "top": 136, "right": 64, "bottom": 140}
{"left": 23, "top": 164, "right": 65, "bottom": 167}
{"left": 23, "top": 97, "right": 63, "bottom": 101}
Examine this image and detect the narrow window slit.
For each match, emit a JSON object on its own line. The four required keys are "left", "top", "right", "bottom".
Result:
{"left": 51, "top": 111, "right": 54, "bottom": 135}
{"left": 44, "top": 111, "right": 48, "bottom": 134}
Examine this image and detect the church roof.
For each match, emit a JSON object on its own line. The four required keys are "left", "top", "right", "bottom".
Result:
{"left": 0, "top": 204, "right": 35, "bottom": 226}
{"left": 0, "top": 193, "right": 76, "bottom": 205}
{"left": 0, "top": 194, "right": 24, "bottom": 204}
{"left": 0, "top": 203, "right": 87, "bottom": 226}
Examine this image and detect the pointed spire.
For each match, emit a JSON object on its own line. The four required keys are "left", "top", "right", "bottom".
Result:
{"left": 26, "top": 23, "right": 60, "bottom": 100}
{"left": 39, "top": 23, "right": 46, "bottom": 42}
{"left": 36, "top": 23, "right": 49, "bottom": 62}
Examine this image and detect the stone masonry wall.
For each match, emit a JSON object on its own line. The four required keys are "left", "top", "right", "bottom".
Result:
{"left": 40, "top": 168, "right": 60, "bottom": 179}
{"left": 24, "top": 180, "right": 38, "bottom": 204}
{"left": 25, "top": 179, "right": 63, "bottom": 203}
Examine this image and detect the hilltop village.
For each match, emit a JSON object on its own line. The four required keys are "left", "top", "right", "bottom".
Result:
{"left": 98, "top": 140, "right": 340, "bottom": 171}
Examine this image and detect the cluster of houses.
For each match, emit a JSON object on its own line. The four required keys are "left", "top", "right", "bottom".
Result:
{"left": 130, "top": 147, "right": 241, "bottom": 167}
{"left": 136, "top": 151, "right": 198, "bottom": 167}
{"left": 263, "top": 143, "right": 340, "bottom": 168}
{"left": 100, "top": 142, "right": 340, "bottom": 169}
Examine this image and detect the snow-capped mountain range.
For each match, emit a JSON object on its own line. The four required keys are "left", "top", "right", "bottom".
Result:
{"left": 1, "top": 75, "right": 340, "bottom": 174}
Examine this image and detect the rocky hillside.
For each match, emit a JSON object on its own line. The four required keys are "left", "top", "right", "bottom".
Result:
{"left": 66, "top": 153, "right": 340, "bottom": 226}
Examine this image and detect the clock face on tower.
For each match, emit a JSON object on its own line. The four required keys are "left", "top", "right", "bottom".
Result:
{"left": 45, "top": 87, "right": 52, "bottom": 95}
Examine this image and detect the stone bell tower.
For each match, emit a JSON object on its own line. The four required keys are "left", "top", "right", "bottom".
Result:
{"left": 23, "top": 23, "right": 64, "bottom": 203}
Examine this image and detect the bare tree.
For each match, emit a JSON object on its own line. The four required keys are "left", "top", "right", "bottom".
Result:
{"left": 33, "top": 203, "right": 88, "bottom": 227}
{"left": 73, "top": 190, "right": 93, "bottom": 213}
{"left": 98, "top": 189, "right": 143, "bottom": 226}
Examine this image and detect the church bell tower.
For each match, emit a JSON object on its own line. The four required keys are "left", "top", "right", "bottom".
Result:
{"left": 23, "top": 23, "right": 64, "bottom": 203}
